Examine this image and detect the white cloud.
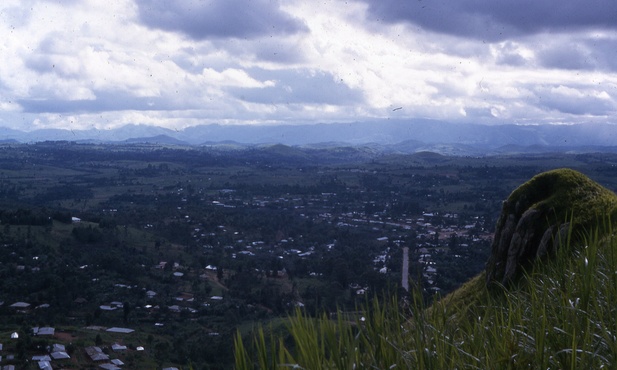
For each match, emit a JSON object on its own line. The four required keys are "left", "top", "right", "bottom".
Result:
{"left": 0, "top": 0, "right": 616, "bottom": 131}
{"left": 200, "top": 68, "right": 275, "bottom": 88}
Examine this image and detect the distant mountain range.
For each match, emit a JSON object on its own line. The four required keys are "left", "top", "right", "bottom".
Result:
{"left": 1, "top": 120, "right": 616, "bottom": 155}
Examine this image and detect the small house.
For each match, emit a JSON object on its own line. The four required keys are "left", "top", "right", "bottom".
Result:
{"left": 85, "top": 346, "right": 109, "bottom": 362}
{"left": 33, "top": 327, "right": 55, "bottom": 336}
{"left": 111, "top": 343, "right": 127, "bottom": 352}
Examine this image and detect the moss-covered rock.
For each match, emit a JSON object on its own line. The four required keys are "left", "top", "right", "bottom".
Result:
{"left": 485, "top": 168, "right": 617, "bottom": 285}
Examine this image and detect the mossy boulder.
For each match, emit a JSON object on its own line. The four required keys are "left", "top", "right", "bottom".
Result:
{"left": 485, "top": 168, "right": 617, "bottom": 286}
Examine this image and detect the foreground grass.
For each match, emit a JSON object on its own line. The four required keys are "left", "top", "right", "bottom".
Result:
{"left": 236, "top": 225, "right": 617, "bottom": 369}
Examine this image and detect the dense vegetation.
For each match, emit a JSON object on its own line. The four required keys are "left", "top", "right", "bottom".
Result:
{"left": 0, "top": 142, "right": 616, "bottom": 368}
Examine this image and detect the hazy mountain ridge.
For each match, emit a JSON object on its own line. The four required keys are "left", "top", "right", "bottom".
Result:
{"left": 1, "top": 120, "right": 616, "bottom": 154}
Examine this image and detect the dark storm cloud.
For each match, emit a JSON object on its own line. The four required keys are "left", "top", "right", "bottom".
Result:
{"left": 537, "top": 44, "right": 595, "bottom": 70}
{"left": 536, "top": 37, "right": 617, "bottom": 72}
{"left": 230, "top": 69, "right": 364, "bottom": 105}
{"left": 136, "top": 0, "right": 307, "bottom": 40}
{"left": 363, "top": 0, "right": 617, "bottom": 41}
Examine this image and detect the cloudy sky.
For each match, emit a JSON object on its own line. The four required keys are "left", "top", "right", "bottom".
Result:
{"left": 1, "top": 0, "right": 616, "bottom": 131}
